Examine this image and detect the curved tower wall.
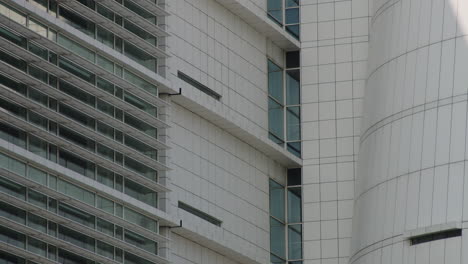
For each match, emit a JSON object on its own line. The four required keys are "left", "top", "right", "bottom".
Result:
{"left": 351, "top": 0, "right": 468, "bottom": 263}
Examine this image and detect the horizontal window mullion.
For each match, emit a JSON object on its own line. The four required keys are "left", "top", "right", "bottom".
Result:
{"left": 270, "top": 215, "right": 286, "bottom": 225}
{"left": 268, "top": 95, "right": 284, "bottom": 106}
{"left": 269, "top": 132, "right": 285, "bottom": 143}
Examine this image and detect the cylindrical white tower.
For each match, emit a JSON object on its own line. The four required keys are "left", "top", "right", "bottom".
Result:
{"left": 351, "top": 0, "right": 468, "bottom": 263}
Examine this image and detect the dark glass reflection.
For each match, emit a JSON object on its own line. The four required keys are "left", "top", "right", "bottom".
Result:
{"left": 286, "top": 25, "right": 300, "bottom": 40}
{"left": 285, "top": 8, "right": 299, "bottom": 24}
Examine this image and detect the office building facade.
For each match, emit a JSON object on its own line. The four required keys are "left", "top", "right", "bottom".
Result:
{"left": 0, "top": 0, "right": 467, "bottom": 264}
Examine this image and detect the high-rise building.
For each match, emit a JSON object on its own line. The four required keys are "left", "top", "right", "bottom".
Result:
{"left": 0, "top": 0, "right": 466, "bottom": 264}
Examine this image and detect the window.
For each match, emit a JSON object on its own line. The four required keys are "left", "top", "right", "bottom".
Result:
{"left": 125, "top": 252, "right": 154, "bottom": 264}
{"left": 57, "top": 35, "right": 95, "bottom": 62}
{"left": 267, "top": 0, "right": 300, "bottom": 39}
{"left": 268, "top": 61, "right": 285, "bottom": 145}
{"left": 59, "top": 149, "right": 96, "bottom": 180}
{"left": 57, "top": 177, "right": 95, "bottom": 205}
{"left": 59, "top": 203, "right": 95, "bottom": 228}
{"left": 269, "top": 168, "right": 302, "bottom": 264}
{"left": 123, "top": 0, "right": 156, "bottom": 24}
{"left": 124, "top": 179, "right": 158, "bottom": 207}
{"left": 0, "top": 201, "right": 26, "bottom": 224}
{"left": 0, "top": 27, "right": 27, "bottom": 48}
{"left": 58, "top": 225, "right": 95, "bottom": 251}
{"left": 268, "top": 52, "right": 301, "bottom": 157}
{"left": 27, "top": 237, "right": 47, "bottom": 257}
{"left": 124, "top": 92, "right": 157, "bottom": 117}
{"left": 123, "top": 41, "right": 157, "bottom": 72}
{"left": 0, "top": 226, "right": 26, "bottom": 249}
{"left": 124, "top": 20, "right": 156, "bottom": 46}
{"left": 123, "top": 207, "right": 158, "bottom": 233}
{"left": 59, "top": 6, "right": 96, "bottom": 37}
{"left": 59, "top": 58, "right": 95, "bottom": 84}
{"left": 268, "top": 0, "right": 283, "bottom": 25}
{"left": 270, "top": 180, "right": 286, "bottom": 260}
{"left": 124, "top": 230, "right": 158, "bottom": 254}
{"left": 58, "top": 249, "right": 94, "bottom": 264}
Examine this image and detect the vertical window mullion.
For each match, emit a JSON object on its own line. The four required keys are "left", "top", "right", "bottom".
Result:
{"left": 284, "top": 180, "right": 288, "bottom": 263}
{"left": 282, "top": 0, "right": 285, "bottom": 27}
{"left": 283, "top": 54, "right": 287, "bottom": 152}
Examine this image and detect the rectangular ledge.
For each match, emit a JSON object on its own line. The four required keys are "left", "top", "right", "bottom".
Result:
{"left": 172, "top": 95, "right": 302, "bottom": 168}
{"left": 214, "top": 0, "right": 300, "bottom": 50}
{"left": 403, "top": 222, "right": 462, "bottom": 239}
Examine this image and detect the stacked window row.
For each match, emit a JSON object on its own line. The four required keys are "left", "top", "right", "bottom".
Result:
{"left": 0, "top": 89, "right": 159, "bottom": 181}
{"left": 0, "top": 25, "right": 160, "bottom": 136}
{"left": 0, "top": 2, "right": 159, "bottom": 95}
{"left": 26, "top": 0, "right": 159, "bottom": 72}
{"left": 0, "top": 81, "right": 156, "bottom": 160}
{"left": 0, "top": 121, "right": 158, "bottom": 208}
{"left": 0, "top": 23, "right": 162, "bottom": 186}
{"left": 0, "top": 178, "right": 159, "bottom": 264}
{"left": 0, "top": 152, "right": 159, "bottom": 233}
{"left": 0, "top": 70, "right": 158, "bottom": 161}
{"left": 268, "top": 51, "right": 301, "bottom": 157}
{"left": 267, "top": 0, "right": 300, "bottom": 39}
{"left": 70, "top": 0, "right": 158, "bottom": 43}
{"left": 269, "top": 169, "right": 303, "bottom": 264}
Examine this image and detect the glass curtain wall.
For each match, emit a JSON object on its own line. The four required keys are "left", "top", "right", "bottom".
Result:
{"left": 285, "top": 51, "right": 301, "bottom": 156}
{"left": 267, "top": 0, "right": 283, "bottom": 25}
{"left": 268, "top": 60, "right": 285, "bottom": 145}
{"left": 268, "top": 51, "right": 301, "bottom": 157}
{"left": 286, "top": 168, "right": 302, "bottom": 262}
{"left": 269, "top": 168, "right": 303, "bottom": 264}
{"left": 0, "top": 0, "right": 169, "bottom": 263}
{"left": 285, "top": 0, "right": 300, "bottom": 39}
{"left": 30, "top": 0, "right": 160, "bottom": 72}
{"left": 267, "top": 0, "right": 300, "bottom": 39}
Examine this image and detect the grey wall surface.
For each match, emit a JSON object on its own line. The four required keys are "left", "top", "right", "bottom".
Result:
{"left": 350, "top": 0, "right": 468, "bottom": 263}
{"left": 300, "top": 0, "right": 370, "bottom": 263}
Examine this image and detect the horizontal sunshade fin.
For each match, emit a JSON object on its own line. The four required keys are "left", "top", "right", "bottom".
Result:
{"left": 177, "top": 71, "right": 221, "bottom": 100}
{"left": 410, "top": 229, "right": 462, "bottom": 245}
{"left": 178, "top": 201, "right": 222, "bottom": 226}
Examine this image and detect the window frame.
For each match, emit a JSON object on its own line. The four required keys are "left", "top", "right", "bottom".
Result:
{"left": 267, "top": 52, "right": 302, "bottom": 158}
{"left": 267, "top": 0, "right": 301, "bottom": 40}
{"left": 269, "top": 172, "right": 303, "bottom": 264}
